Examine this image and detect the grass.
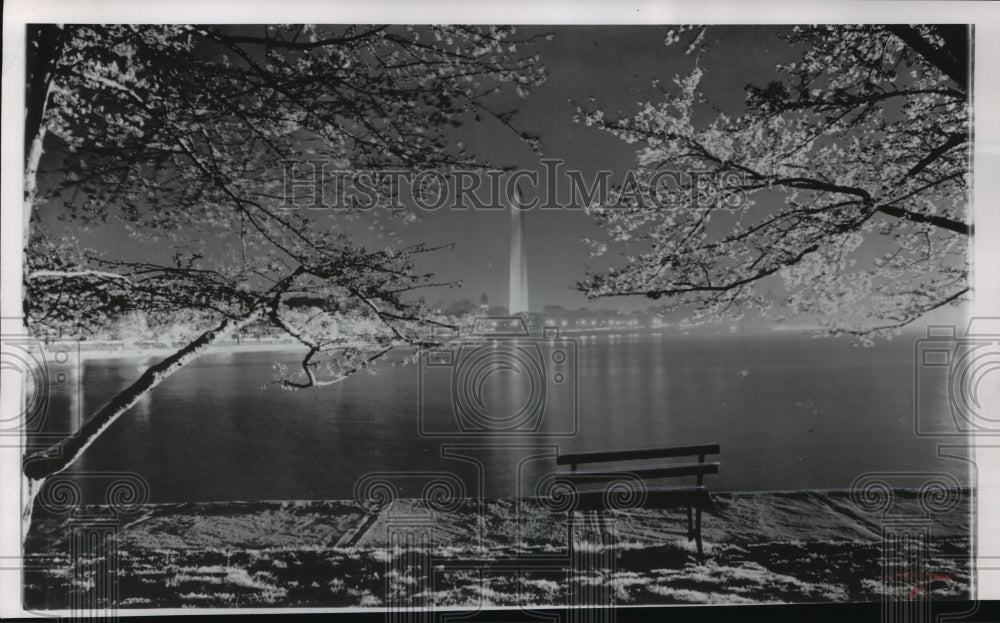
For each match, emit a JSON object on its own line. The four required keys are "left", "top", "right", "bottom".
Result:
{"left": 23, "top": 490, "right": 972, "bottom": 609}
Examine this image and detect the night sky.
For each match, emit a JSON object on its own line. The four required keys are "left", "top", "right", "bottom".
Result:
{"left": 39, "top": 25, "right": 967, "bottom": 327}
{"left": 374, "top": 25, "right": 800, "bottom": 313}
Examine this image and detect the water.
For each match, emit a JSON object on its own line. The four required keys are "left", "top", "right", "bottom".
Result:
{"left": 33, "top": 332, "right": 970, "bottom": 504}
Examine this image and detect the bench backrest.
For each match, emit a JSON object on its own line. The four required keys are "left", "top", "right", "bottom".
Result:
{"left": 556, "top": 443, "right": 720, "bottom": 486}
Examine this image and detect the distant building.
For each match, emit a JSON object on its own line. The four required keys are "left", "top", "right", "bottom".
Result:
{"left": 479, "top": 292, "right": 489, "bottom": 316}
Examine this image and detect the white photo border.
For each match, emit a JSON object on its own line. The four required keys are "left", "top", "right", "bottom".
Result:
{"left": 2, "top": 0, "right": 997, "bottom": 616}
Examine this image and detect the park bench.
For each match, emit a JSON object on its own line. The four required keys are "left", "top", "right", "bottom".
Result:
{"left": 554, "top": 443, "right": 720, "bottom": 555}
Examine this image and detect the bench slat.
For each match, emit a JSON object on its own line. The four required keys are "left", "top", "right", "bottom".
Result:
{"left": 569, "top": 486, "right": 711, "bottom": 511}
{"left": 554, "top": 462, "right": 719, "bottom": 482}
{"left": 556, "top": 444, "right": 720, "bottom": 466}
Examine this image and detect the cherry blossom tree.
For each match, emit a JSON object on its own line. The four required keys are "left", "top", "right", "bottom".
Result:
{"left": 578, "top": 25, "right": 969, "bottom": 338}
{"left": 21, "top": 24, "right": 546, "bottom": 529}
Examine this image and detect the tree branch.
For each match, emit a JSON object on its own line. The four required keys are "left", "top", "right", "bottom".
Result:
{"left": 837, "top": 286, "right": 970, "bottom": 336}
{"left": 27, "top": 269, "right": 134, "bottom": 283}
{"left": 205, "top": 26, "right": 389, "bottom": 50}
{"left": 885, "top": 25, "right": 969, "bottom": 92}
{"left": 23, "top": 311, "right": 261, "bottom": 480}
{"left": 875, "top": 204, "right": 970, "bottom": 236}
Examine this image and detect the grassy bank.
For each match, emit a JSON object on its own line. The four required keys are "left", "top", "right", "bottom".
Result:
{"left": 23, "top": 489, "right": 972, "bottom": 608}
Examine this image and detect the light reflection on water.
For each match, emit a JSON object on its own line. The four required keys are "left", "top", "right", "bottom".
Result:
{"left": 35, "top": 332, "right": 970, "bottom": 504}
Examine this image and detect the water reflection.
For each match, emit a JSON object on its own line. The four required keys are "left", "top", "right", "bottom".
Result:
{"left": 41, "top": 334, "right": 971, "bottom": 504}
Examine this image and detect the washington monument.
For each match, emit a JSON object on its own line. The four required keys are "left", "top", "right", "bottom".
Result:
{"left": 508, "top": 185, "right": 529, "bottom": 315}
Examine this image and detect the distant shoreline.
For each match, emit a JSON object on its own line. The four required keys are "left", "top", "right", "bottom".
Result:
{"left": 41, "top": 326, "right": 914, "bottom": 363}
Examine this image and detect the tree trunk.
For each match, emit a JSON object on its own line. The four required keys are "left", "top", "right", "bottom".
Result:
{"left": 23, "top": 124, "right": 49, "bottom": 250}
{"left": 20, "top": 311, "right": 261, "bottom": 535}
{"left": 23, "top": 25, "right": 64, "bottom": 250}
{"left": 21, "top": 476, "right": 46, "bottom": 543}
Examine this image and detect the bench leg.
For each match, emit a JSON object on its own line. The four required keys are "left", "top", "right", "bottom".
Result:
{"left": 695, "top": 507, "right": 703, "bottom": 556}
{"left": 568, "top": 511, "right": 575, "bottom": 559}
{"left": 589, "top": 510, "right": 602, "bottom": 538}
{"left": 596, "top": 511, "right": 618, "bottom": 554}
